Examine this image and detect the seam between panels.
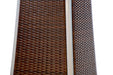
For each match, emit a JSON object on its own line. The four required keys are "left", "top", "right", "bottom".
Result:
{"left": 65, "top": 0, "right": 74, "bottom": 75}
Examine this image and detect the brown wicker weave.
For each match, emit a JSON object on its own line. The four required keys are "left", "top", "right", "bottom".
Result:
{"left": 13, "top": 0, "right": 67, "bottom": 75}
{"left": 12, "top": 0, "right": 97, "bottom": 75}
{"left": 72, "top": 0, "right": 97, "bottom": 75}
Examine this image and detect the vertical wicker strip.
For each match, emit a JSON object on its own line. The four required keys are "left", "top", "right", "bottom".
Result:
{"left": 72, "top": 0, "right": 97, "bottom": 75}
{"left": 13, "top": 0, "right": 67, "bottom": 75}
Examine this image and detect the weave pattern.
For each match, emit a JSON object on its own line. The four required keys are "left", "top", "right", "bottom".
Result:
{"left": 14, "top": 0, "right": 67, "bottom": 75}
{"left": 72, "top": 0, "right": 97, "bottom": 75}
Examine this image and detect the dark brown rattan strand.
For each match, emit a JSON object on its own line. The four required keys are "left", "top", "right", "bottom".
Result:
{"left": 13, "top": 0, "right": 67, "bottom": 75}
{"left": 72, "top": 0, "right": 97, "bottom": 75}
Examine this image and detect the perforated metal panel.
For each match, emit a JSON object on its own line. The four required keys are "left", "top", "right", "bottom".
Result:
{"left": 13, "top": 0, "right": 67, "bottom": 75}
{"left": 72, "top": 0, "right": 97, "bottom": 75}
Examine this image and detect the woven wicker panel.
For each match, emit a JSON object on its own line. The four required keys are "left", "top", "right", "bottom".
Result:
{"left": 72, "top": 0, "right": 97, "bottom": 75}
{"left": 13, "top": 0, "right": 67, "bottom": 75}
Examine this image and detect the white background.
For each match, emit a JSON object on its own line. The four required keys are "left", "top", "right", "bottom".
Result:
{"left": 0, "top": 0, "right": 113, "bottom": 75}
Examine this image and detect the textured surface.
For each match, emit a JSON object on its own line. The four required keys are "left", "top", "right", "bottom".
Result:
{"left": 13, "top": 0, "right": 97, "bottom": 75}
{"left": 13, "top": 0, "right": 67, "bottom": 75}
{"left": 72, "top": 0, "right": 97, "bottom": 75}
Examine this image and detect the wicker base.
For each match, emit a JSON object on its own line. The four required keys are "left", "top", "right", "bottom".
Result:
{"left": 11, "top": 0, "right": 97, "bottom": 75}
